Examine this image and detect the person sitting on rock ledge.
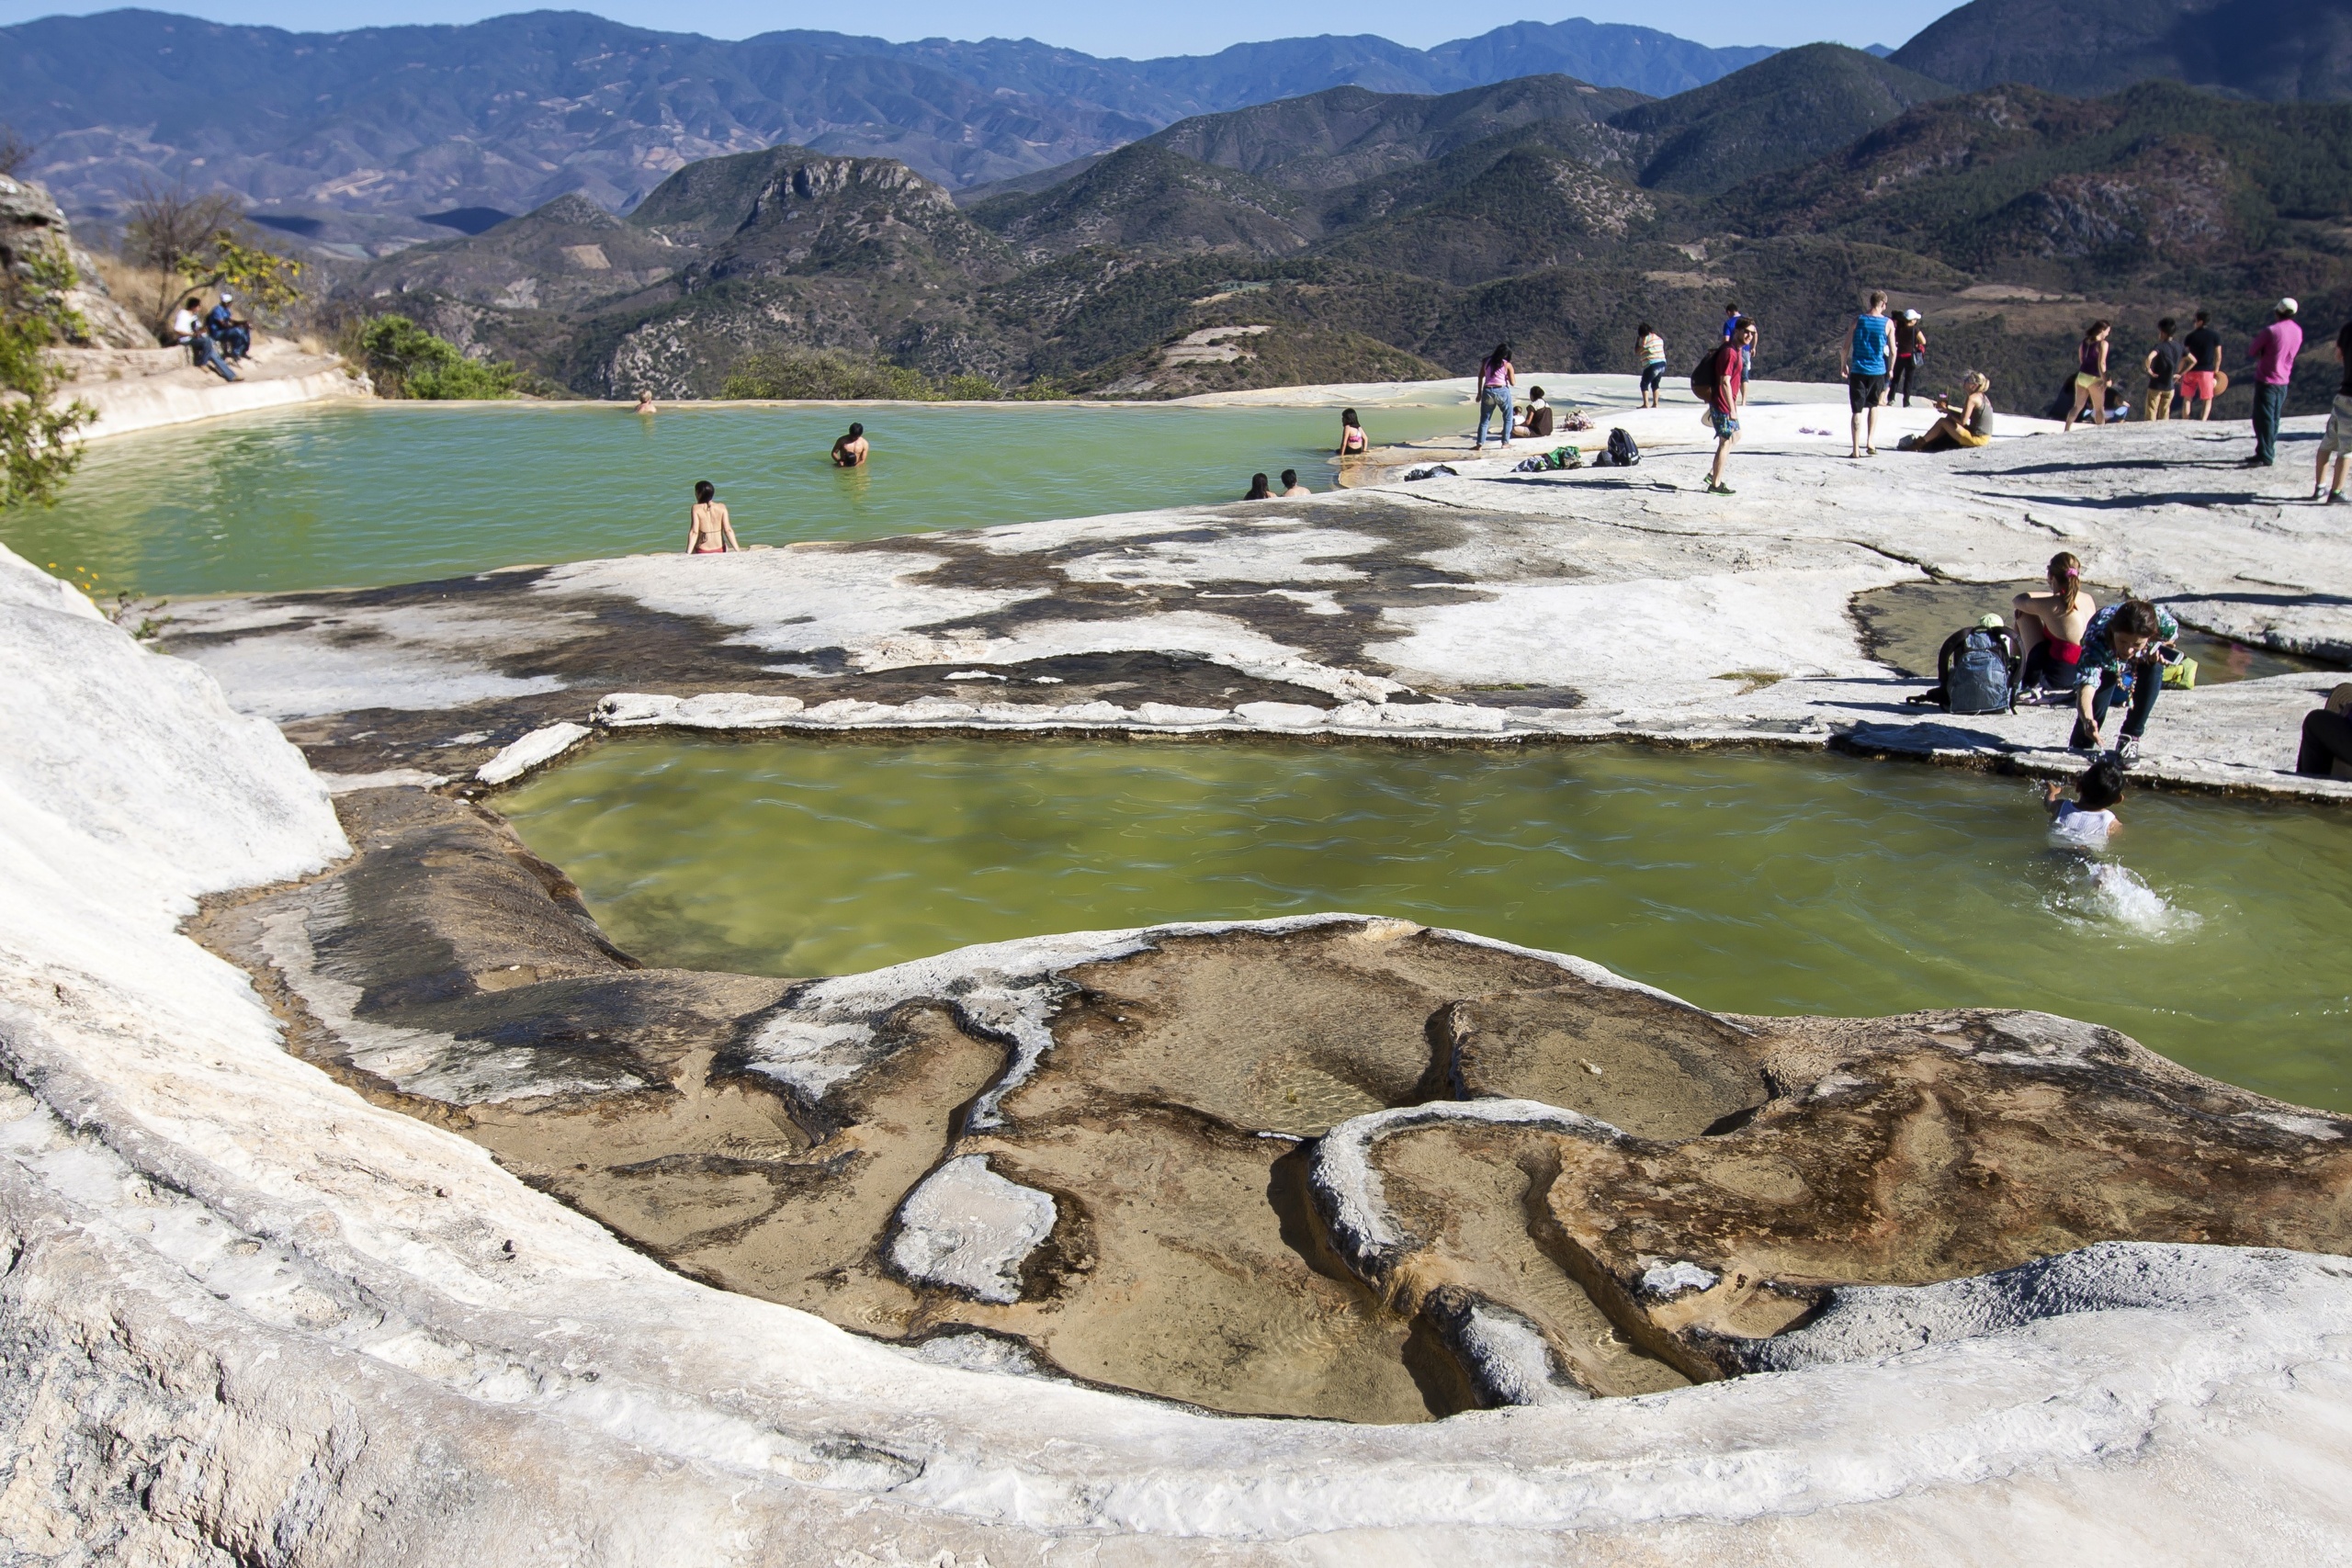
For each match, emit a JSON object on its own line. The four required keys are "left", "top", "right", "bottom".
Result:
{"left": 1336, "top": 408, "right": 1367, "bottom": 456}
{"left": 2295, "top": 683, "right": 2352, "bottom": 780}
{"left": 2013, "top": 551, "right": 2096, "bottom": 695}
{"left": 1515, "top": 386, "right": 1555, "bottom": 440}
{"left": 2069, "top": 598, "right": 2180, "bottom": 766}
{"left": 167, "top": 296, "right": 237, "bottom": 382}
{"left": 831, "top": 422, "right": 868, "bottom": 467}
{"left": 204, "top": 292, "right": 250, "bottom": 362}
{"left": 686, "top": 479, "right": 738, "bottom": 555}
{"left": 1903, "top": 371, "right": 1995, "bottom": 452}
{"left": 1243, "top": 472, "right": 1274, "bottom": 500}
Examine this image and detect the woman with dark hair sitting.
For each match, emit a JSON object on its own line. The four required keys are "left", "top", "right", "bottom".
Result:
{"left": 2296, "top": 684, "right": 2352, "bottom": 779}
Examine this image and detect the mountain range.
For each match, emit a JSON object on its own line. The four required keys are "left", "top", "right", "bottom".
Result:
{"left": 0, "top": 8, "right": 1776, "bottom": 223}
{"left": 325, "top": 37, "right": 2352, "bottom": 417}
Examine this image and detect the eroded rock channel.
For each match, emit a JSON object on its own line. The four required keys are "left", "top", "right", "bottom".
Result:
{"left": 197, "top": 784, "right": 2352, "bottom": 1423}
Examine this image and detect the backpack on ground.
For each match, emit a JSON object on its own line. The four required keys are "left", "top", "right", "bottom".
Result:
{"left": 1933, "top": 624, "right": 2020, "bottom": 715}
{"left": 1601, "top": 427, "right": 1639, "bottom": 467}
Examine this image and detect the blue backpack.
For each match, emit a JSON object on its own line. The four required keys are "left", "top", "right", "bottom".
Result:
{"left": 1938, "top": 625, "right": 2019, "bottom": 714}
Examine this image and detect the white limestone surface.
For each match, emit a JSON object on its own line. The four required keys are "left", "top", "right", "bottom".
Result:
{"left": 476, "top": 720, "right": 593, "bottom": 784}
{"left": 888, "top": 1154, "right": 1057, "bottom": 1303}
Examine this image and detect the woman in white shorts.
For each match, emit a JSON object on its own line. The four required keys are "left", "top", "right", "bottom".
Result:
{"left": 2319, "top": 320, "right": 2352, "bottom": 504}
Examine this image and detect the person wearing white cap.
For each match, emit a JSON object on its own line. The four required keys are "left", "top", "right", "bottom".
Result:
{"left": 204, "top": 291, "right": 250, "bottom": 362}
{"left": 2246, "top": 297, "right": 2302, "bottom": 468}
{"left": 1891, "top": 308, "right": 1927, "bottom": 407}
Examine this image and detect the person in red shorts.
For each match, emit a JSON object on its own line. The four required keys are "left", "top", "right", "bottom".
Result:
{"left": 2178, "top": 310, "right": 2223, "bottom": 420}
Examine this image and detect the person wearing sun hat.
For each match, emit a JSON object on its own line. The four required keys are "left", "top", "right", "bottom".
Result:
{"left": 1891, "top": 308, "right": 1927, "bottom": 407}
{"left": 2246, "top": 297, "right": 2302, "bottom": 468}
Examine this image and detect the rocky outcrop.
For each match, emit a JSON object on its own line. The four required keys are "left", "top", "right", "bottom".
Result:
{"left": 0, "top": 173, "right": 154, "bottom": 348}
{"left": 201, "top": 780, "right": 2352, "bottom": 1425}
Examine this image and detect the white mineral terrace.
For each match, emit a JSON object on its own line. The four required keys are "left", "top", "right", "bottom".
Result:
{"left": 4, "top": 381, "right": 2352, "bottom": 1560}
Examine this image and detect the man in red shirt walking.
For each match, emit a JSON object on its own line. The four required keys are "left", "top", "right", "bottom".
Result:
{"left": 2247, "top": 298, "right": 2303, "bottom": 468}
{"left": 1702, "top": 317, "right": 1753, "bottom": 495}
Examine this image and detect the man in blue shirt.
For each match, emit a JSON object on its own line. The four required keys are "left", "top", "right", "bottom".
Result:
{"left": 1843, "top": 289, "right": 1894, "bottom": 457}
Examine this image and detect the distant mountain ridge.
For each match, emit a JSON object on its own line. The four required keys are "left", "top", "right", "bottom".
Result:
{"left": 0, "top": 7, "right": 1775, "bottom": 222}
{"left": 1889, "top": 0, "right": 2352, "bottom": 101}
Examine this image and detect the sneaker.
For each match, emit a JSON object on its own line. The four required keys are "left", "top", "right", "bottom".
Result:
{"left": 2241, "top": 456, "right": 2273, "bottom": 468}
{"left": 2333, "top": 491, "right": 2348, "bottom": 505}
{"left": 2116, "top": 735, "right": 2141, "bottom": 767}
{"left": 1706, "top": 479, "right": 1736, "bottom": 495}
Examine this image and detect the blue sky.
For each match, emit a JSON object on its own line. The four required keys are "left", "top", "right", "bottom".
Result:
{"left": 0, "top": 1, "right": 1964, "bottom": 56}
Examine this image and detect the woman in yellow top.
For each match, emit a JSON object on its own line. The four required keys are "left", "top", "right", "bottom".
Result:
{"left": 686, "top": 479, "right": 740, "bottom": 554}
{"left": 1636, "top": 321, "right": 1667, "bottom": 408}
{"left": 2064, "top": 321, "right": 2111, "bottom": 432}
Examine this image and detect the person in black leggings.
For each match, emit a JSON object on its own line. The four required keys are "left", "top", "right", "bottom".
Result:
{"left": 2297, "top": 685, "right": 2352, "bottom": 777}
{"left": 1890, "top": 310, "right": 1925, "bottom": 406}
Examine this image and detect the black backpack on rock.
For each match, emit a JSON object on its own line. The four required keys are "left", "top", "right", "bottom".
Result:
{"left": 1924, "top": 625, "right": 2020, "bottom": 714}
{"left": 1604, "top": 427, "right": 1639, "bottom": 467}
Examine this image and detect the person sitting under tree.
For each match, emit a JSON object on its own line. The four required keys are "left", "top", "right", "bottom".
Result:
{"left": 167, "top": 296, "right": 237, "bottom": 382}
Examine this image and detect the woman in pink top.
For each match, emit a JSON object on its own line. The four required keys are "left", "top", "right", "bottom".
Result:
{"left": 2247, "top": 298, "right": 2302, "bottom": 468}
{"left": 1474, "top": 342, "right": 1515, "bottom": 452}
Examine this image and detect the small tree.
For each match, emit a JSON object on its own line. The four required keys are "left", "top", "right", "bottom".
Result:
{"left": 0, "top": 126, "right": 32, "bottom": 178}
{"left": 122, "top": 179, "right": 243, "bottom": 324}
{"left": 353, "top": 314, "right": 518, "bottom": 400}
{"left": 179, "top": 232, "right": 305, "bottom": 319}
{"left": 1, "top": 241, "right": 94, "bottom": 509}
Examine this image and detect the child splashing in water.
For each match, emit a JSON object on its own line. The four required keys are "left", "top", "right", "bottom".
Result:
{"left": 2042, "top": 758, "right": 2123, "bottom": 849}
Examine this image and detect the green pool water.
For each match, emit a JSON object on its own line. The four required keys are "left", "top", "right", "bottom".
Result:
{"left": 4, "top": 399, "right": 1469, "bottom": 599}
{"left": 503, "top": 737, "right": 2352, "bottom": 1112}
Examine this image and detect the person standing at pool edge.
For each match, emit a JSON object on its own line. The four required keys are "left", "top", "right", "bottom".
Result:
{"left": 1844, "top": 290, "right": 1894, "bottom": 458}
{"left": 831, "top": 422, "right": 869, "bottom": 467}
{"left": 1637, "top": 322, "right": 1667, "bottom": 408}
{"left": 2179, "top": 310, "right": 2223, "bottom": 420}
{"left": 686, "top": 480, "right": 738, "bottom": 554}
{"left": 2143, "top": 319, "right": 2181, "bottom": 421}
{"left": 1700, "top": 317, "right": 1751, "bottom": 495}
{"left": 2246, "top": 299, "right": 2302, "bottom": 468}
{"left": 1474, "top": 343, "right": 1515, "bottom": 452}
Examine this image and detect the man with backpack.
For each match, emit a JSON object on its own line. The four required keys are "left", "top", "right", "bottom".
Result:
{"left": 1696, "top": 317, "right": 1751, "bottom": 495}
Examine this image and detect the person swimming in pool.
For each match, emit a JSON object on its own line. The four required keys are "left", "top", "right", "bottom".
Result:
{"left": 1243, "top": 472, "right": 1274, "bottom": 500}
{"left": 2041, "top": 757, "right": 2124, "bottom": 849}
{"left": 831, "top": 423, "right": 869, "bottom": 467}
{"left": 687, "top": 479, "right": 738, "bottom": 554}
{"left": 1280, "top": 469, "right": 1312, "bottom": 497}
{"left": 634, "top": 390, "right": 657, "bottom": 414}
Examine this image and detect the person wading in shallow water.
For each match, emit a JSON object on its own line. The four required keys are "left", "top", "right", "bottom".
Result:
{"left": 686, "top": 479, "right": 739, "bottom": 554}
{"left": 831, "top": 422, "right": 869, "bottom": 467}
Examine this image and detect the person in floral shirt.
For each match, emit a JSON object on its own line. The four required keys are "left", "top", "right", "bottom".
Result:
{"left": 2070, "top": 598, "right": 2179, "bottom": 765}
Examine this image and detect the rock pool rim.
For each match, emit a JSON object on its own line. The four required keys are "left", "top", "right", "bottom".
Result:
{"left": 455, "top": 705, "right": 2352, "bottom": 808}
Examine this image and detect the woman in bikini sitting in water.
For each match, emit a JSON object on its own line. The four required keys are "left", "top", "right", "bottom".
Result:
{"left": 687, "top": 479, "right": 739, "bottom": 555}
{"left": 2013, "top": 550, "right": 2096, "bottom": 694}
{"left": 1336, "top": 408, "right": 1368, "bottom": 457}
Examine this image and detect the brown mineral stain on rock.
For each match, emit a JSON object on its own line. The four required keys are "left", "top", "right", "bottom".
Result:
{"left": 1373, "top": 1122, "right": 1689, "bottom": 1398}
{"left": 1441, "top": 980, "right": 1768, "bottom": 1139}
{"left": 203, "top": 786, "right": 2352, "bottom": 1422}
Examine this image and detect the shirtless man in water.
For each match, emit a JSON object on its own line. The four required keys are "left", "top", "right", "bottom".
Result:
{"left": 686, "top": 479, "right": 739, "bottom": 554}
{"left": 831, "top": 422, "right": 869, "bottom": 467}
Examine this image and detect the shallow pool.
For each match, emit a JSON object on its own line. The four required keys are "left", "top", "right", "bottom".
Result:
{"left": 6, "top": 399, "right": 1470, "bottom": 598}
{"left": 502, "top": 738, "right": 2352, "bottom": 1111}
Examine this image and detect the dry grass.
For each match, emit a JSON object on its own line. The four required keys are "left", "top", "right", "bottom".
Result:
{"left": 79, "top": 253, "right": 178, "bottom": 329}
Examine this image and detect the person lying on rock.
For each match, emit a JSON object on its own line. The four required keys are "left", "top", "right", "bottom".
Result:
{"left": 2295, "top": 683, "right": 2352, "bottom": 780}
{"left": 2069, "top": 598, "right": 2180, "bottom": 766}
{"left": 2043, "top": 756, "right": 2125, "bottom": 850}
{"left": 831, "top": 422, "right": 868, "bottom": 467}
{"left": 168, "top": 296, "right": 238, "bottom": 382}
